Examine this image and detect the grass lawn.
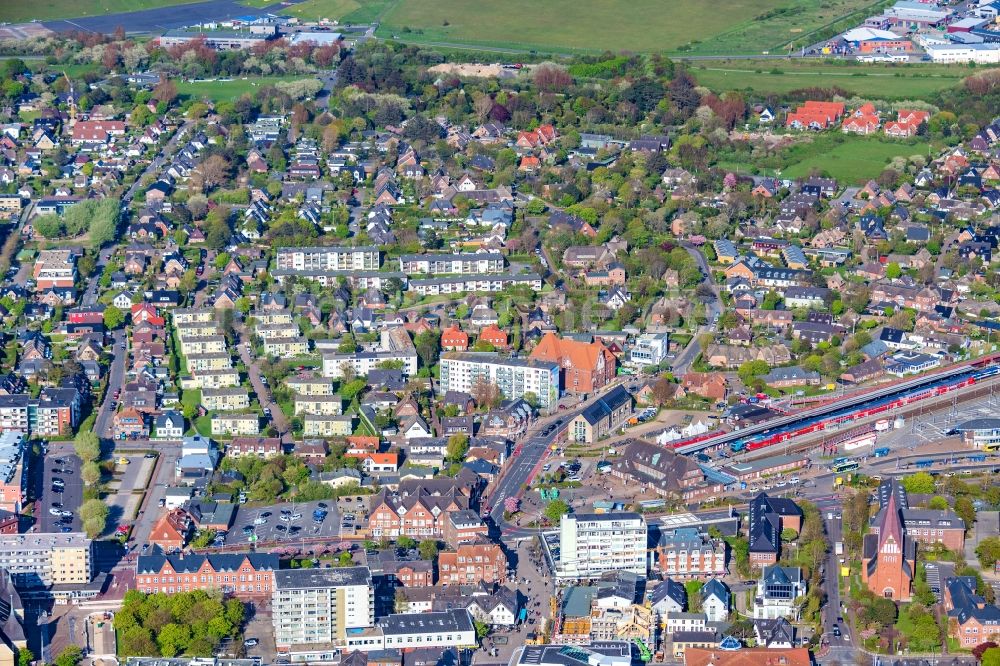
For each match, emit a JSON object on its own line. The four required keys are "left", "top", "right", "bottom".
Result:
{"left": 690, "top": 60, "right": 973, "bottom": 98}
{"left": 175, "top": 76, "right": 313, "bottom": 102}
{"left": 0, "top": 0, "right": 204, "bottom": 23}
{"left": 375, "top": 0, "right": 878, "bottom": 54}
{"left": 780, "top": 136, "right": 934, "bottom": 182}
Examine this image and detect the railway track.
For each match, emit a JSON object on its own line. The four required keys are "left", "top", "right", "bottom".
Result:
{"left": 731, "top": 377, "right": 1000, "bottom": 462}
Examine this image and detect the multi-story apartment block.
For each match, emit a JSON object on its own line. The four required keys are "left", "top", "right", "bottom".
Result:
{"left": 398, "top": 252, "right": 505, "bottom": 275}
{"left": 408, "top": 273, "right": 542, "bottom": 296}
{"left": 179, "top": 335, "right": 227, "bottom": 356}
{"left": 262, "top": 336, "right": 310, "bottom": 358}
{"left": 189, "top": 368, "right": 240, "bottom": 390}
{"left": 175, "top": 323, "right": 223, "bottom": 339}
{"left": 322, "top": 327, "right": 418, "bottom": 379}
{"left": 0, "top": 396, "right": 29, "bottom": 434}
{"left": 185, "top": 353, "right": 233, "bottom": 372}
{"left": 211, "top": 414, "right": 261, "bottom": 437}
{"left": 201, "top": 388, "right": 251, "bottom": 412}
{"left": 0, "top": 432, "right": 25, "bottom": 513}
{"left": 557, "top": 512, "right": 648, "bottom": 580}
{"left": 136, "top": 550, "right": 278, "bottom": 599}
{"left": 438, "top": 541, "right": 507, "bottom": 586}
{"left": 272, "top": 566, "right": 374, "bottom": 649}
{"left": 753, "top": 566, "right": 806, "bottom": 620}
{"left": 303, "top": 414, "right": 354, "bottom": 437}
{"left": 294, "top": 395, "right": 343, "bottom": 416}
{"left": 438, "top": 353, "right": 559, "bottom": 410}
{"left": 286, "top": 376, "right": 335, "bottom": 396}
{"left": 275, "top": 246, "right": 381, "bottom": 272}
{"left": 172, "top": 308, "right": 217, "bottom": 325}
{"left": 654, "top": 527, "right": 727, "bottom": 580}
{"left": 0, "top": 532, "right": 93, "bottom": 587}
{"left": 30, "top": 388, "right": 81, "bottom": 436}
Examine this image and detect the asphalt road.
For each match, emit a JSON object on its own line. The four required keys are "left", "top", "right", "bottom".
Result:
{"left": 96, "top": 330, "right": 127, "bottom": 440}
{"left": 37, "top": 444, "right": 82, "bottom": 533}
{"left": 42, "top": 0, "right": 280, "bottom": 34}
{"left": 671, "top": 243, "right": 722, "bottom": 375}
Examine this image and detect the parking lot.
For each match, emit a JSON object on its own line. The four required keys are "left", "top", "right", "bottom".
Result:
{"left": 38, "top": 443, "right": 82, "bottom": 533}
{"left": 223, "top": 500, "right": 343, "bottom": 547}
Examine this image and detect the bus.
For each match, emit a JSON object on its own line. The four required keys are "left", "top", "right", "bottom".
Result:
{"left": 832, "top": 456, "right": 849, "bottom": 466}
{"left": 832, "top": 460, "right": 860, "bottom": 473}
{"left": 873, "top": 447, "right": 890, "bottom": 458}
{"left": 915, "top": 459, "right": 934, "bottom": 469}
{"left": 984, "top": 442, "right": 1000, "bottom": 453}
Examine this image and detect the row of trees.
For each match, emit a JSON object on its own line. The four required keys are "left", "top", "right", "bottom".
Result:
{"left": 73, "top": 431, "right": 108, "bottom": 537}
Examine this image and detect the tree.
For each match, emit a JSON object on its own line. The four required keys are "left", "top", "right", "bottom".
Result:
{"left": 737, "top": 360, "right": 769, "bottom": 385}
{"left": 544, "top": 499, "right": 570, "bottom": 523}
{"left": 80, "top": 499, "right": 109, "bottom": 538}
{"left": 901, "top": 472, "right": 935, "bottom": 495}
{"left": 17, "top": 648, "right": 33, "bottom": 666}
{"left": 81, "top": 461, "right": 101, "bottom": 485}
{"left": 885, "top": 262, "right": 902, "bottom": 280}
{"left": 418, "top": 539, "right": 439, "bottom": 561}
{"left": 54, "top": 646, "right": 82, "bottom": 666}
{"left": 471, "top": 377, "right": 502, "bottom": 410}
{"left": 74, "top": 430, "right": 101, "bottom": 463}
{"left": 983, "top": 648, "right": 1000, "bottom": 666}
{"left": 33, "top": 214, "right": 63, "bottom": 238}
{"left": 446, "top": 434, "right": 469, "bottom": 464}
{"left": 397, "top": 535, "right": 417, "bottom": 550}
{"left": 473, "top": 618, "right": 490, "bottom": 640}
{"left": 973, "top": 642, "right": 998, "bottom": 663}
{"left": 152, "top": 78, "right": 178, "bottom": 106}
{"left": 194, "top": 155, "right": 231, "bottom": 192}
{"left": 928, "top": 496, "right": 948, "bottom": 510}
{"left": 954, "top": 496, "right": 976, "bottom": 533}
{"left": 104, "top": 304, "right": 126, "bottom": 330}
{"left": 976, "top": 536, "right": 1000, "bottom": 569}
{"left": 414, "top": 330, "right": 440, "bottom": 368}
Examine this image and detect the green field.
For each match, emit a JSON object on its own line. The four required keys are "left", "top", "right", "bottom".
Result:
{"left": 0, "top": 0, "right": 204, "bottom": 23}
{"left": 780, "top": 137, "right": 933, "bottom": 181}
{"left": 276, "top": 0, "right": 395, "bottom": 22}
{"left": 176, "top": 76, "right": 309, "bottom": 102}
{"left": 691, "top": 60, "right": 974, "bottom": 98}
{"left": 363, "top": 0, "right": 880, "bottom": 54}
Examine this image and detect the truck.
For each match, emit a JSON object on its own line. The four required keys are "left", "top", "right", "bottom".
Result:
{"left": 835, "top": 542, "right": 844, "bottom": 556}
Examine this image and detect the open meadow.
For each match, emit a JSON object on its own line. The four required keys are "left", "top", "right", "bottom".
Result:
{"left": 369, "top": 0, "right": 881, "bottom": 54}
{"left": 689, "top": 60, "right": 976, "bottom": 98}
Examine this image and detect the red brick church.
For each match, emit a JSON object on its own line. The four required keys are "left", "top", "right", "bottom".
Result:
{"left": 861, "top": 482, "right": 916, "bottom": 601}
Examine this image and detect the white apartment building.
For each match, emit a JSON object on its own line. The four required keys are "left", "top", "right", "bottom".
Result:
{"left": 322, "top": 327, "right": 418, "bottom": 378}
{"left": 275, "top": 246, "right": 381, "bottom": 272}
{"left": 272, "top": 566, "right": 374, "bottom": 649}
{"left": 438, "top": 352, "right": 559, "bottom": 409}
{"left": 629, "top": 332, "right": 670, "bottom": 368}
{"left": 398, "top": 252, "right": 505, "bottom": 275}
{"left": 557, "top": 512, "right": 648, "bottom": 580}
